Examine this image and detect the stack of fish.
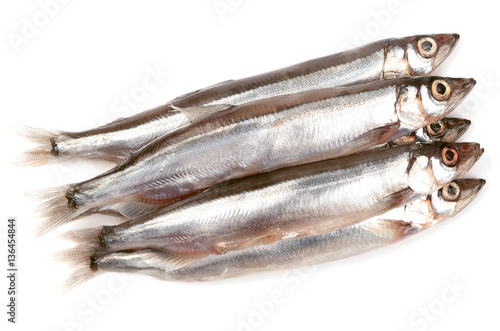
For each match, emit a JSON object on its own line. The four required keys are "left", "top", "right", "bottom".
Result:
{"left": 19, "top": 33, "right": 485, "bottom": 289}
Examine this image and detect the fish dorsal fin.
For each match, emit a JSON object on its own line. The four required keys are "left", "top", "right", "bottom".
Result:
{"left": 168, "top": 79, "right": 236, "bottom": 104}
{"left": 170, "top": 104, "right": 234, "bottom": 123}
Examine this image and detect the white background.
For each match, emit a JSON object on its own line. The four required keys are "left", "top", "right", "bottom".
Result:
{"left": 1, "top": 1, "right": 498, "bottom": 330}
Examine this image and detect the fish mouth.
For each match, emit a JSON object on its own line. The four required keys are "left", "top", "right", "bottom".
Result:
{"left": 448, "top": 178, "right": 486, "bottom": 216}
{"left": 441, "top": 77, "right": 476, "bottom": 112}
{"left": 426, "top": 33, "right": 460, "bottom": 69}
{"left": 440, "top": 118, "right": 471, "bottom": 142}
{"left": 451, "top": 142, "right": 483, "bottom": 178}
{"left": 455, "top": 178, "right": 486, "bottom": 196}
{"left": 434, "top": 33, "right": 460, "bottom": 51}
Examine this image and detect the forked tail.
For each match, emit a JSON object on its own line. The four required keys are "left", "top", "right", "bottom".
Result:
{"left": 14, "top": 125, "right": 64, "bottom": 167}
{"left": 54, "top": 244, "right": 104, "bottom": 293}
{"left": 56, "top": 226, "right": 199, "bottom": 292}
{"left": 26, "top": 185, "right": 90, "bottom": 236}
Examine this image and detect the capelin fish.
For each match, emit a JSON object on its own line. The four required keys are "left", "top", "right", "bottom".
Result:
{"left": 17, "top": 34, "right": 459, "bottom": 166}
{"left": 370, "top": 117, "right": 470, "bottom": 150}
{"left": 63, "top": 142, "right": 482, "bottom": 267}
{"left": 32, "top": 76, "right": 475, "bottom": 233}
{"left": 60, "top": 178, "right": 485, "bottom": 287}
{"left": 72, "top": 117, "right": 470, "bottom": 220}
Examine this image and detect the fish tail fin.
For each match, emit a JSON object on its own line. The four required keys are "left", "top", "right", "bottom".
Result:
{"left": 14, "top": 148, "right": 55, "bottom": 167}
{"left": 55, "top": 245, "right": 104, "bottom": 293}
{"left": 56, "top": 226, "right": 200, "bottom": 287}
{"left": 61, "top": 225, "right": 200, "bottom": 272}
{"left": 26, "top": 185, "right": 88, "bottom": 236}
{"left": 14, "top": 125, "right": 60, "bottom": 144}
{"left": 13, "top": 125, "right": 63, "bottom": 167}
{"left": 59, "top": 226, "right": 104, "bottom": 247}
{"left": 62, "top": 267, "right": 101, "bottom": 294}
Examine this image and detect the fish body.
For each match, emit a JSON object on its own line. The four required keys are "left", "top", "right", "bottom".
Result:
{"left": 34, "top": 76, "right": 475, "bottom": 234}
{"left": 64, "top": 178, "right": 484, "bottom": 287}
{"left": 92, "top": 141, "right": 481, "bottom": 260}
{"left": 71, "top": 117, "right": 470, "bottom": 221}
{"left": 19, "top": 34, "right": 459, "bottom": 165}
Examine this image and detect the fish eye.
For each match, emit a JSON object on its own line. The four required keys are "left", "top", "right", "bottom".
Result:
{"left": 426, "top": 120, "right": 445, "bottom": 137}
{"left": 417, "top": 37, "right": 437, "bottom": 58}
{"left": 441, "top": 146, "right": 459, "bottom": 167}
{"left": 440, "top": 182, "right": 461, "bottom": 201}
{"left": 431, "top": 79, "right": 451, "bottom": 101}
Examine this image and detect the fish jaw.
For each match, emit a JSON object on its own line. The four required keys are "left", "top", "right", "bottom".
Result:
{"left": 407, "top": 142, "right": 482, "bottom": 194}
{"left": 430, "top": 178, "right": 486, "bottom": 222}
{"left": 414, "top": 118, "right": 471, "bottom": 143}
{"left": 404, "top": 178, "right": 485, "bottom": 229}
{"left": 396, "top": 76, "right": 475, "bottom": 129}
{"left": 405, "top": 33, "right": 460, "bottom": 76}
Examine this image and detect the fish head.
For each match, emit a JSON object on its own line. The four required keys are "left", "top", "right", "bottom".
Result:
{"left": 404, "top": 178, "right": 485, "bottom": 229}
{"left": 395, "top": 76, "right": 475, "bottom": 128}
{"left": 414, "top": 118, "right": 471, "bottom": 143}
{"left": 384, "top": 34, "right": 459, "bottom": 78}
{"left": 407, "top": 142, "right": 483, "bottom": 194}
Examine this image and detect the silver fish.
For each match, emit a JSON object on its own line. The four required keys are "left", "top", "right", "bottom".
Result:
{"left": 62, "top": 178, "right": 484, "bottom": 288}
{"left": 18, "top": 34, "right": 459, "bottom": 166}
{"left": 66, "top": 142, "right": 482, "bottom": 264}
{"left": 33, "top": 76, "right": 475, "bottom": 234}
{"left": 71, "top": 117, "right": 470, "bottom": 221}
{"left": 370, "top": 117, "right": 470, "bottom": 150}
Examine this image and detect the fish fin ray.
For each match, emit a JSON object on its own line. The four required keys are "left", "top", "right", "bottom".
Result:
{"left": 219, "top": 229, "right": 283, "bottom": 253}
{"left": 379, "top": 188, "right": 422, "bottom": 215}
{"left": 56, "top": 227, "right": 106, "bottom": 293}
{"left": 170, "top": 104, "right": 234, "bottom": 123}
{"left": 85, "top": 155, "right": 127, "bottom": 164}
{"left": 103, "top": 199, "right": 161, "bottom": 219}
{"left": 36, "top": 206, "right": 87, "bottom": 236}
{"left": 390, "top": 220, "right": 413, "bottom": 241}
{"left": 26, "top": 185, "right": 89, "bottom": 236}
{"left": 13, "top": 125, "right": 61, "bottom": 144}
{"left": 374, "top": 122, "right": 403, "bottom": 145}
{"left": 53, "top": 245, "right": 100, "bottom": 266}
{"left": 57, "top": 246, "right": 103, "bottom": 294}
{"left": 372, "top": 219, "right": 413, "bottom": 241}
{"left": 61, "top": 268, "right": 101, "bottom": 294}
{"left": 59, "top": 226, "right": 103, "bottom": 246}
{"left": 148, "top": 250, "right": 200, "bottom": 270}
{"left": 14, "top": 148, "right": 54, "bottom": 167}
{"left": 347, "top": 123, "right": 403, "bottom": 155}
{"left": 167, "top": 79, "right": 235, "bottom": 104}
{"left": 13, "top": 125, "right": 64, "bottom": 167}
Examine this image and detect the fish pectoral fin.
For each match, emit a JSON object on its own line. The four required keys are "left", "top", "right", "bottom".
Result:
{"left": 147, "top": 250, "right": 200, "bottom": 271}
{"left": 231, "top": 230, "right": 283, "bottom": 252}
{"left": 369, "top": 122, "right": 402, "bottom": 145}
{"left": 91, "top": 155, "right": 127, "bottom": 164}
{"left": 352, "top": 122, "right": 403, "bottom": 151}
{"left": 379, "top": 188, "right": 422, "bottom": 215}
{"left": 170, "top": 104, "right": 234, "bottom": 123}
{"left": 372, "top": 219, "right": 412, "bottom": 242}
{"left": 331, "top": 123, "right": 402, "bottom": 156}
{"left": 104, "top": 199, "right": 161, "bottom": 219}
{"left": 391, "top": 220, "right": 413, "bottom": 241}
